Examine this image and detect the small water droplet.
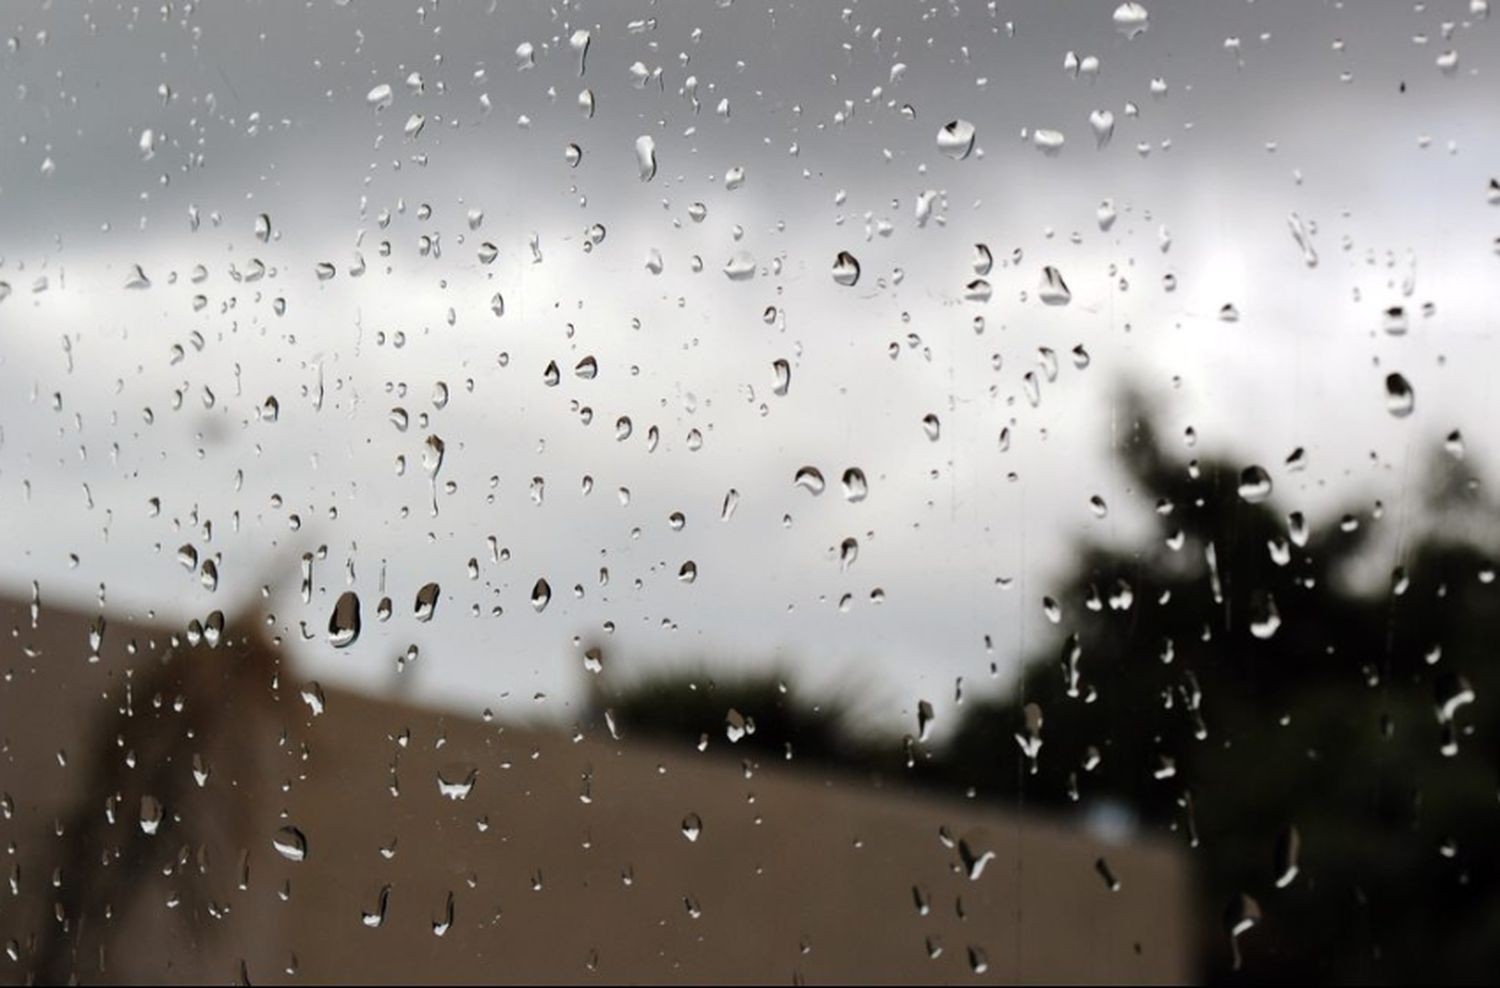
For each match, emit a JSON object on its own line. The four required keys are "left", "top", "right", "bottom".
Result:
{"left": 681, "top": 813, "right": 703, "bottom": 842}
{"left": 273, "top": 826, "right": 308, "bottom": 862}
{"left": 937, "top": 119, "right": 977, "bottom": 160}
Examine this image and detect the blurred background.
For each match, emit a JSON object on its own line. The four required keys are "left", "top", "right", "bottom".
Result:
{"left": 1, "top": 0, "right": 1497, "bottom": 982}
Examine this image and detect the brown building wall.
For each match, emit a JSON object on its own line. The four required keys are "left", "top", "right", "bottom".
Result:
{"left": 0, "top": 599, "right": 1193, "bottom": 984}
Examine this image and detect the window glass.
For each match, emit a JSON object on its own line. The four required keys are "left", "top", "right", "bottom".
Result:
{"left": 1, "top": 1, "right": 1496, "bottom": 982}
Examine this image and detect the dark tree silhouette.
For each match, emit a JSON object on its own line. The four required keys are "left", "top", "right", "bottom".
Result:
{"left": 936, "top": 392, "right": 1500, "bottom": 983}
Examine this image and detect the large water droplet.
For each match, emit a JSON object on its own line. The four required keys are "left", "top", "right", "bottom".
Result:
{"left": 436, "top": 764, "right": 478, "bottom": 800}
{"left": 531, "top": 578, "right": 552, "bottom": 612}
{"left": 139, "top": 795, "right": 164, "bottom": 835}
{"left": 1113, "top": 2, "right": 1150, "bottom": 38}
{"left": 634, "top": 135, "right": 657, "bottom": 181}
{"left": 273, "top": 826, "right": 308, "bottom": 862}
{"left": 328, "top": 591, "right": 361, "bottom": 648}
{"left": 1039, "top": 266, "right": 1072, "bottom": 305}
{"left": 414, "top": 582, "right": 440, "bottom": 622}
{"left": 831, "top": 251, "right": 861, "bottom": 287}
{"left": 937, "top": 119, "right": 977, "bottom": 160}
{"left": 841, "top": 468, "right": 868, "bottom": 503}
{"left": 1237, "top": 466, "right": 1273, "bottom": 504}
{"left": 1385, "top": 373, "right": 1415, "bottom": 417}
{"left": 794, "top": 466, "right": 826, "bottom": 495}
{"left": 366, "top": 84, "right": 393, "bottom": 109}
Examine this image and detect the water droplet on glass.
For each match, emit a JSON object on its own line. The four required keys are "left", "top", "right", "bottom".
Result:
{"left": 273, "top": 826, "right": 308, "bottom": 863}
{"left": 1113, "top": 2, "right": 1150, "bottom": 38}
{"left": 831, "top": 251, "right": 861, "bottom": 287}
{"left": 1237, "top": 466, "right": 1273, "bottom": 504}
{"left": 1032, "top": 128, "right": 1066, "bottom": 155}
{"left": 937, "top": 119, "right": 977, "bottom": 160}
{"left": 1224, "top": 894, "right": 1262, "bottom": 972}
{"left": 436, "top": 764, "right": 478, "bottom": 800}
{"left": 634, "top": 135, "right": 657, "bottom": 181}
{"left": 771, "top": 359, "right": 791, "bottom": 396}
{"left": 414, "top": 582, "right": 440, "bottom": 622}
{"left": 139, "top": 795, "right": 164, "bottom": 835}
{"left": 1273, "top": 825, "right": 1301, "bottom": 888}
{"left": 1089, "top": 109, "right": 1116, "bottom": 147}
{"left": 681, "top": 813, "right": 703, "bottom": 842}
{"left": 531, "top": 578, "right": 552, "bottom": 612}
{"left": 1039, "top": 266, "right": 1072, "bottom": 305}
{"left": 328, "top": 591, "right": 361, "bottom": 648}
{"left": 841, "top": 468, "right": 868, "bottom": 503}
{"left": 366, "top": 83, "right": 393, "bottom": 109}
{"left": 794, "top": 467, "right": 826, "bottom": 495}
{"left": 1385, "top": 373, "right": 1415, "bottom": 417}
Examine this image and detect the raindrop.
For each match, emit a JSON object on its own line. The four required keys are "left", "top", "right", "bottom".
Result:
{"left": 831, "top": 251, "right": 861, "bottom": 287}
{"left": 1237, "top": 466, "right": 1273, "bottom": 504}
{"left": 1032, "top": 129, "right": 1066, "bottom": 155}
{"left": 771, "top": 359, "right": 791, "bottom": 396}
{"left": 1096, "top": 857, "right": 1121, "bottom": 891}
{"left": 139, "top": 795, "right": 164, "bottom": 835}
{"left": 1273, "top": 825, "right": 1301, "bottom": 888}
{"left": 1287, "top": 212, "right": 1318, "bottom": 267}
{"left": 681, "top": 813, "right": 703, "bottom": 842}
{"left": 414, "top": 582, "right": 440, "bottom": 622}
{"left": 794, "top": 467, "right": 826, "bottom": 495}
{"left": 531, "top": 578, "right": 552, "bottom": 612}
{"left": 841, "top": 468, "right": 868, "bottom": 503}
{"left": 1249, "top": 594, "right": 1281, "bottom": 640}
{"left": 917, "top": 701, "right": 935, "bottom": 742}
{"left": 1039, "top": 266, "right": 1072, "bottom": 305}
{"left": 1385, "top": 373, "right": 1415, "bottom": 417}
{"left": 1113, "top": 2, "right": 1150, "bottom": 38}
{"left": 958, "top": 838, "right": 996, "bottom": 881}
{"left": 436, "top": 764, "right": 478, "bottom": 800}
{"left": 937, "top": 119, "right": 977, "bottom": 160}
{"left": 273, "top": 826, "right": 308, "bottom": 863}
{"left": 362, "top": 886, "right": 392, "bottom": 928}
{"left": 1224, "top": 894, "right": 1262, "bottom": 972}
{"left": 634, "top": 135, "right": 657, "bottom": 181}
{"left": 1089, "top": 109, "right": 1115, "bottom": 147}
{"left": 569, "top": 29, "right": 591, "bottom": 76}
{"left": 723, "top": 252, "right": 757, "bottom": 280}
{"left": 328, "top": 591, "right": 361, "bottom": 648}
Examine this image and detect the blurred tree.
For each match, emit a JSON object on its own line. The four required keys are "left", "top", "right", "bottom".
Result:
{"left": 937, "top": 392, "right": 1500, "bottom": 983}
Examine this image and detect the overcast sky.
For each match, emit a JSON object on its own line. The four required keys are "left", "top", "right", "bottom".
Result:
{"left": 2, "top": 0, "right": 1498, "bottom": 735}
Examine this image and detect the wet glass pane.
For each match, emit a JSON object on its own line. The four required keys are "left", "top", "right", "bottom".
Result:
{"left": 1, "top": 1, "right": 1497, "bottom": 983}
